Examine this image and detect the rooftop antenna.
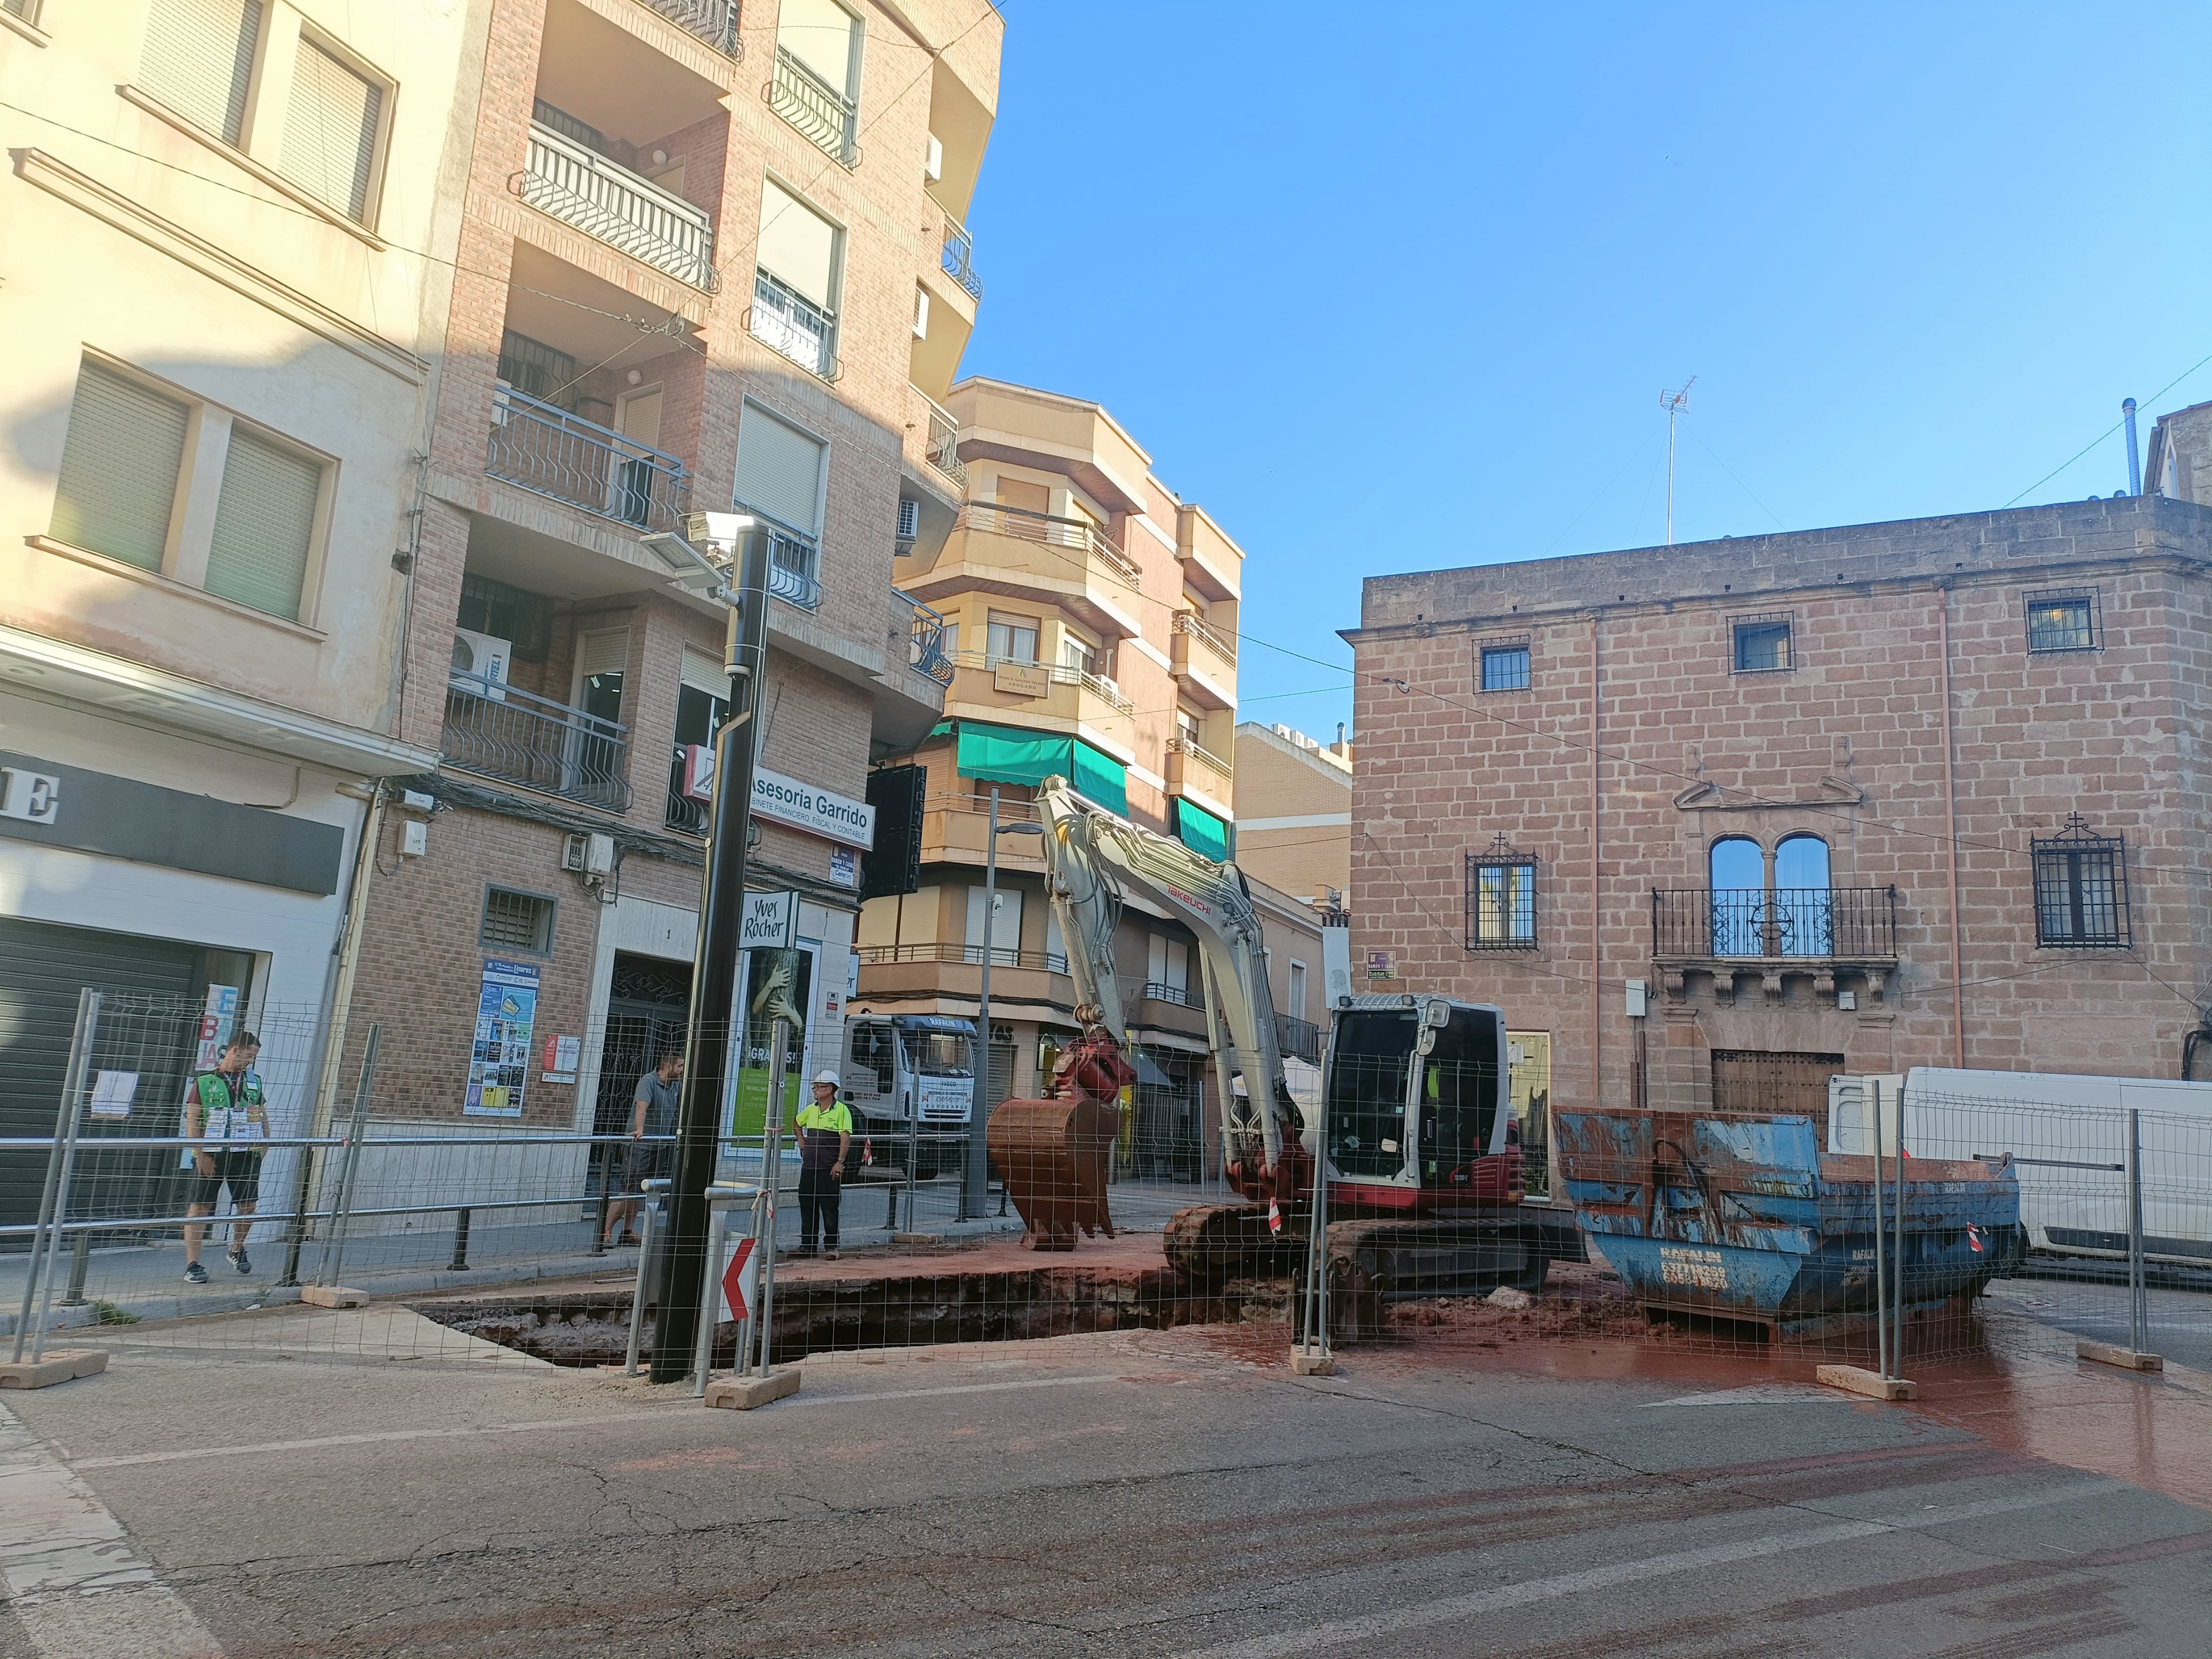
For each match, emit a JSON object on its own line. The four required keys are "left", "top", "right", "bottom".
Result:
{"left": 2122, "top": 398, "right": 2141, "bottom": 496}
{"left": 1660, "top": 378, "right": 1695, "bottom": 545}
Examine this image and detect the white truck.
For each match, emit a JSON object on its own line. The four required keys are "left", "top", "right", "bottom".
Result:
{"left": 837, "top": 1013, "right": 978, "bottom": 1178}
{"left": 1830, "top": 1066, "right": 2212, "bottom": 1269}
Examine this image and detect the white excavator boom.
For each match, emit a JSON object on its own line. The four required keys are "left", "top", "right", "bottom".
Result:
{"left": 1034, "top": 776, "right": 1292, "bottom": 1174}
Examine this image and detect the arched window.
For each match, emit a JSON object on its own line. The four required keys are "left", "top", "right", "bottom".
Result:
{"left": 1774, "top": 834, "right": 1833, "bottom": 956}
{"left": 1709, "top": 837, "right": 1763, "bottom": 956}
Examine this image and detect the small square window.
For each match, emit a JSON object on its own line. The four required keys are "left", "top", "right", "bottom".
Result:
{"left": 1732, "top": 618, "right": 1792, "bottom": 673}
{"left": 481, "top": 887, "right": 555, "bottom": 954}
{"left": 2026, "top": 590, "right": 2099, "bottom": 653}
{"left": 1480, "top": 642, "right": 1531, "bottom": 692}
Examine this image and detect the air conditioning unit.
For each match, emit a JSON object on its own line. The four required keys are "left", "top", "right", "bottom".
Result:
{"left": 896, "top": 498, "right": 920, "bottom": 545}
{"left": 923, "top": 132, "right": 943, "bottom": 182}
{"left": 451, "top": 630, "right": 512, "bottom": 700}
{"left": 562, "top": 831, "right": 616, "bottom": 876}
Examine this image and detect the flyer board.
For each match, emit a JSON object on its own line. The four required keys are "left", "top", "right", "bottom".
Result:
{"left": 465, "top": 959, "right": 540, "bottom": 1117}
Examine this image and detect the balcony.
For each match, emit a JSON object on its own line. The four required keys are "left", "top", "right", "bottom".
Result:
{"left": 917, "top": 387, "right": 967, "bottom": 490}
{"left": 1277, "top": 1014, "right": 1321, "bottom": 1064}
{"left": 1171, "top": 609, "right": 1237, "bottom": 709}
{"left": 1144, "top": 981, "right": 1200, "bottom": 1009}
{"left": 917, "top": 791, "right": 1048, "bottom": 869}
{"left": 752, "top": 268, "right": 838, "bottom": 379}
{"left": 940, "top": 213, "right": 983, "bottom": 301}
{"left": 770, "top": 44, "right": 858, "bottom": 166}
{"left": 642, "top": 0, "right": 738, "bottom": 53}
{"left": 858, "top": 943, "right": 1067, "bottom": 974}
{"left": 896, "top": 588, "right": 954, "bottom": 687}
{"left": 487, "top": 385, "right": 690, "bottom": 531}
{"left": 945, "top": 652, "right": 1136, "bottom": 725}
{"left": 443, "top": 673, "right": 631, "bottom": 810}
{"left": 763, "top": 517, "right": 822, "bottom": 610}
{"left": 1166, "top": 734, "right": 1233, "bottom": 811}
{"left": 1651, "top": 887, "right": 1899, "bottom": 1004}
{"left": 521, "top": 120, "right": 716, "bottom": 290}
{"left": 955, "top": 502, "right": 1142, "bottom": 589}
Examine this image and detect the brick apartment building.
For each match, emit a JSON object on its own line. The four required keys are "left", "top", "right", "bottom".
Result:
{"left": 855, "top": 380, "right": 1331, "bottom": 1174}
{"left": 1347, "top": 482, "right": 2212, "bottom": 1182}
{"left": 1232, "top": 721, "right": 1353, "bottom": 912}
{"left": 324, "top": 0, "right": 1002, "bottom": 1204}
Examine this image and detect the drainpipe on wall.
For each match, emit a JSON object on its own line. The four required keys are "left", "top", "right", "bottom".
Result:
{"left": 1589, "top": 614, "right": 1603, "bottom": 1110}
{"left": 1938, "top": 595, "right": 1966, "bottom": 1068}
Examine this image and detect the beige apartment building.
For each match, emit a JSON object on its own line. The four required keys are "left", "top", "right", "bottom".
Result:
{"left": 854, "top": 381, "right": 1328, "bottom": 1174}
{"left": 0, "top": 0, "right": 482, "bottom": 1225}
{"left": 285, "top": 0, "right": 1004, "bottom": 1216}
{"left": 1232, "top": 720, "right": 1352, "bottom": 912}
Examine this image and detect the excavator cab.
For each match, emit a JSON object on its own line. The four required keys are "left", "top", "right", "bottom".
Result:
{"left": 1323, "top": 996, "right": 1513, "bottom": 1207}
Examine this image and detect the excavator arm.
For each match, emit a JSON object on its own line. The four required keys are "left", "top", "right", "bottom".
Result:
{"left": 1034, "top": 775, "right": 1300, "bottom": 1189}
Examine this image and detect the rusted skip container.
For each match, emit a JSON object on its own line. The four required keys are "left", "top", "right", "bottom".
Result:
{"left": 987, "top": 1097, "right": 1119, "bottom": 1251}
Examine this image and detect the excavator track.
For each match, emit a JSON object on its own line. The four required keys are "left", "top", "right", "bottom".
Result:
{"left": 1162, "top": 1202, "right": 1300, "bottom": 1284}
{"left": 1291, "top": 1211, "right": 1586, "bottom": 1344}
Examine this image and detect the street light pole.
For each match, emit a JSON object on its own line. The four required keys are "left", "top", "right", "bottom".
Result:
{"left": 961, "top": 787, "right": 1041, "bottom": 1220}
{"left": 650, "top": 523, "right": 770, "bottom": 1383}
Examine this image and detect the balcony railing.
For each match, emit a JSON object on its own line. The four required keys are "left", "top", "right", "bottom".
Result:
{"left": 916, "top": 387, "right": 966, "bottom": 488}
{"left": 643, "top": 0, "right": 738, "bottom": 53}
{"left": 770, "top": 44, "right": 858, "bottom": 166}
{"left": 444, "top": 672, "right": 631, "bottom": 810}
{"left": 487, "top": 384, "right": 691, "bottom": 531}
{"left": 1277, "top": 1015, "right": 1321, "bottom": 1064}
{"left": 1174, "top": 608, "right": 1238, "bottom": 664}
{"left": 752, "top": 267, "right": 838, "bottom": 379}
{"left": 857, "top": 943, "right": 1068, "bottom": 973}
{"left": 946, "top": 651, "right": 1136, "bottom": 714}
{"left": 1170, "top": 733, "right": 1233, "bottom": 789}
{"left": 1144, "top": 981, "right": 1200, "bottom": 1009}
{"left": 955, "top": 501, "right": 1143, "bottom": 589}
{"left": 896, "top": 588, "right": 954, "bottom": 686}
{"left": 521, "top": 120, "right": 716, "bottom": 289}
{"left": 765, "top": 516, "right": 822, "bottom": 610}
{"left": 1651, "top": 887, "right": 1899, "bottom": 961}
{"left": 940, "top": 213, "right": 983, "bottom": 300}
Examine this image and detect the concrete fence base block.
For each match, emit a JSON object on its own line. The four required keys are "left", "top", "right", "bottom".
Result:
{"left": 1290, "top": 1350, "right": 1337, "bottom": 1377}
{"left": 2076, "top": 1340, "right": 2164, "bottom": 1372}
{"left": 0, "top": 1348, "right": 110, "bottom": 1390}
{"left": 1817, "top": 1364, "right": 1917, "bottom": 1401}
{"left": 301, "top": 1285, "right": 368, "bottom": 1309}
{"left": 705, "top": 1368, "right": 802, "bottom": 1410}
{"left": 892, "top": 1233, "right": 942, "bottom": 1246}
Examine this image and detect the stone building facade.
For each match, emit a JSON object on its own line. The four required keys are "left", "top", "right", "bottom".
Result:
{"left": 1347, "top": 487, "right": 2212, "bottom": 1159}
{"left": 327, "top": 0, "right": 1002, "bottom": 1201}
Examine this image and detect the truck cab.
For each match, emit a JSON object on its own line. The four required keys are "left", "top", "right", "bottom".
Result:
{"left": 839, "top": 1014, "right": 977, "bottom": 1176}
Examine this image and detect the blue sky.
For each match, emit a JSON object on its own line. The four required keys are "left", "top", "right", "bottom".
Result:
{"left": 958, "top": 3, "right": 2212, "bottom": 737}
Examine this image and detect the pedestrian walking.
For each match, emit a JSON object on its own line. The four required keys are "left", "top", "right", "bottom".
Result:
{"left": 183, "top": 1031, "right": 270, "bottom": 1283}
{"left": 604, "top": 1050, "right": 683, "bottom": 1247}
{"left": 794, "top": 1069, "right": 851, "bottom": 1260}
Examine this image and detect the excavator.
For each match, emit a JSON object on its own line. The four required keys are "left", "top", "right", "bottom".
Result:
{"left": 988, "top": 775, "right": 1582, "bottom": 1340}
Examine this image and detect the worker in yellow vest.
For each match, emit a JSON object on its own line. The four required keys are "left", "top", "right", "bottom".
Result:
{"left": 794, "top": 1070, "right": 852, "bottom": 1260}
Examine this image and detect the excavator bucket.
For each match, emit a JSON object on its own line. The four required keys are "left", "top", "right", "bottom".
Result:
{"left": 987, "top": 1097, "right": 1120, "bottom": 1250}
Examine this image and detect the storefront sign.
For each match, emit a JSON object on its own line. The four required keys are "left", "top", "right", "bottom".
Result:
{"left": 829, "top": 846, "right": 856, "bottom": 886}
{"left": 194, "top": 985, "right": 242, "bottom": 1069}
{"left": 741, "top": 891, "right": 799, "bottom": 950}
{"left": 0, "top": 766, "right": 60, "bottom": 824}
{"left": 751, "top": 767, "right": 874, "bottom": 849}
{"left": 465, "top": 960, "right": 539, "bottom": 1117}
{"left": 993, "top": 662, "right": 1051, "bottom": 698}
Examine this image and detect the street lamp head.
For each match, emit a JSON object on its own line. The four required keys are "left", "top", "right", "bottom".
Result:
{"left": 683, "top": 511, "right": 756, "bottom": 557}
{"left": 637, "top": 529, "right": 731, "bottom": 596}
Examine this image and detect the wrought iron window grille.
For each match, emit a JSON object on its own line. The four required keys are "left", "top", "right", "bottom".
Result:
{"left": 2025, "top": 589, "right": 2100, "bottom": 653}
{"left": 2031, "top": 814, "right": 2130, "bottom": 948}
{"left": 1466, "top": 834, "right": 1539, "bottom": 950}
{"left": 1730, "top": 612, "right": 1795, "bottom": 673}
{"left": 1479, "top": 637, "right": 1532, "bottom": 693}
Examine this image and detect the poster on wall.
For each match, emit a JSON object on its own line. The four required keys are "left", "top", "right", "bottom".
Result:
{"left": 465, "top": 959, "right": 540, "bottom": 1117}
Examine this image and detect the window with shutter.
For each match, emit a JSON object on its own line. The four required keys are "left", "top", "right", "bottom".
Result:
{"left": 756, "top": 180, "right": 840, "bottom": 311}
{"left": 280, "top": 37, "right": 383, "bottom": 222}
{"left": 777, "top": 0, "right": 859, "bottom": 97}
{"left": 140, "top": 0, "right": 263, "bottom": 147}
{"left": 732, "top": 406, "right": 826, "bottom": 534}
{"left": 50, "top": 362, "right": 190, "bottom": 572}
{"left": 205, "top": 428, "right": 320, "bottom": 619}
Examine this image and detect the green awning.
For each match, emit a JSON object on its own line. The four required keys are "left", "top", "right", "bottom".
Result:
{"left": 1175, "top": 799, "right": 1230, "bottom": 863}
{"left": 954, "top": 722, "right": 1130, "bottom": 819}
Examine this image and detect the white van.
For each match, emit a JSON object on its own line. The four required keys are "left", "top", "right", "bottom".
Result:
{"left": 1831, "top": 1068, "right": 2212, "bottom": 1268}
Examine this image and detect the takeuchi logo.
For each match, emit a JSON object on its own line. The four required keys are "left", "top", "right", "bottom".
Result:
{"left": 1164, "top": 884, "right": 1211, "bottom": 914}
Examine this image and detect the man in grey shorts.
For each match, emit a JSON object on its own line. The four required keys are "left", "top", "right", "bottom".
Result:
{"left": 604, "top": 1050, "right": 683, "bottom": 1247}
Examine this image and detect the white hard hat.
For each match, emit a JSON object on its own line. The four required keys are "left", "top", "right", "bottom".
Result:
{"left": 813, "top": 1070, "right": 840, "bottom": 1086}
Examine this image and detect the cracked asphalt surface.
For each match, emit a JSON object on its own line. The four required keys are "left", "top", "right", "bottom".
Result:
{"left": 1, "top": 1318, "right": 2207, "bottom": 1658}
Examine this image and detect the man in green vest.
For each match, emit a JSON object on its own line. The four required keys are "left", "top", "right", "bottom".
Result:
{"left": 794, "top": 1070, "right": 852, "bottom": 1260}
{"left": 183, "top": 1031, "right": 270, "bottom": 1284}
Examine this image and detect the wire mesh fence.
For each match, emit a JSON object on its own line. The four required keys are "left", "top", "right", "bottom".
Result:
{"left": 6, "top": 984, "right": 2207, "bottom": 1395}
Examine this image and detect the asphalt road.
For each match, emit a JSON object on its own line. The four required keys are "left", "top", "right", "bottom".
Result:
{"left": 1, "top": 1324, "right": 2207, "bottom": 1659}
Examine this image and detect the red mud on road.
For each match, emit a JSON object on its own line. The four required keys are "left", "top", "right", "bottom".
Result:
{"left": 1192, "top": 1264, "right": 2212, "bottom": 1515}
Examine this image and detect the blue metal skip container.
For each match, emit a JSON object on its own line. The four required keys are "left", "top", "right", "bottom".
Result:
{"left": 1555, "top": 1111, "right": 2025, "bottom": 1338}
